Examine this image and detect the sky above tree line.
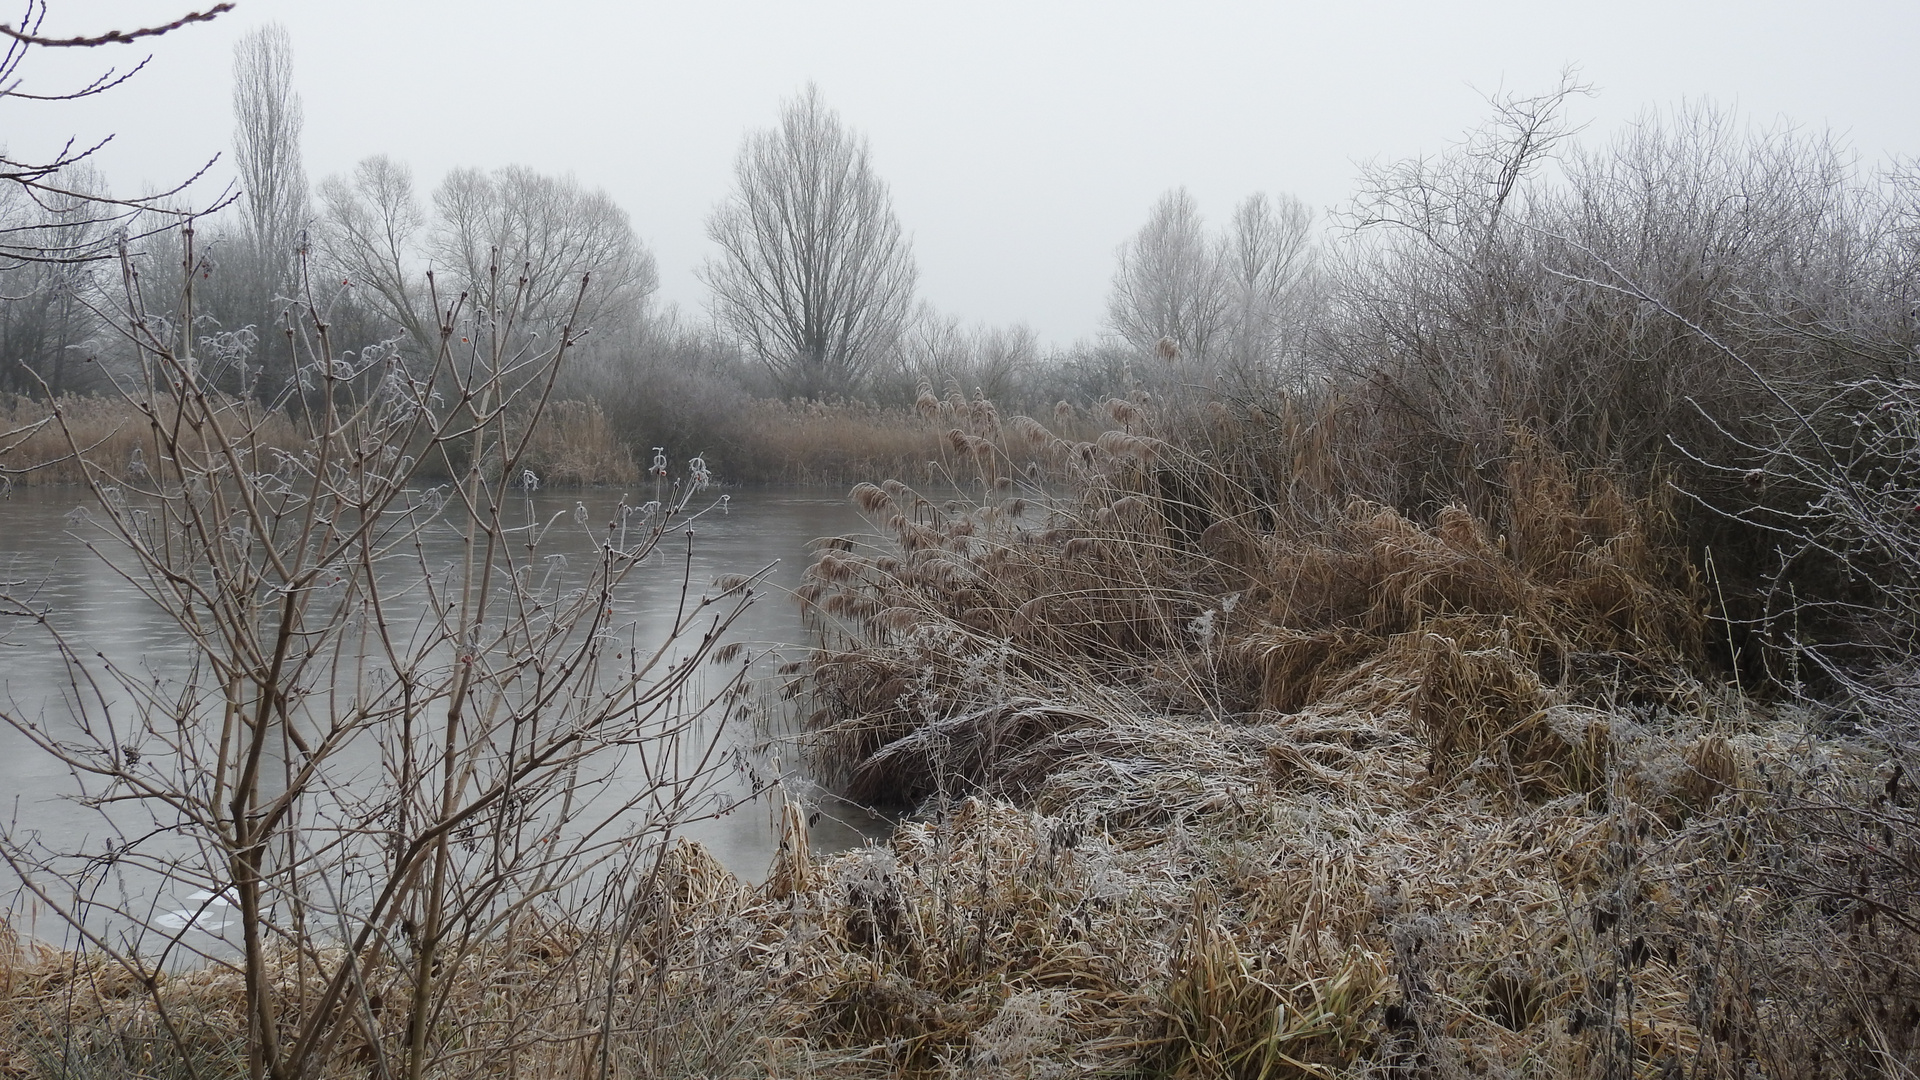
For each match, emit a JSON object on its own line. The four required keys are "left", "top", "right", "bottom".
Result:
{"left": 9, "top": 0, "right": 1919, "bottom": 346}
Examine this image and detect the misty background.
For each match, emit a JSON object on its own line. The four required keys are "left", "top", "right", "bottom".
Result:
{"left": 5, "top": 0, "right": 1917, "bottom": 345}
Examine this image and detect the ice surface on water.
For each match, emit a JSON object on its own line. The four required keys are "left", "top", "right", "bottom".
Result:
{"left": 0, "top": 487, "right": 891, "bottom": 918}
{"left": 153, "top": 890, "right": 236, "bottom": 934}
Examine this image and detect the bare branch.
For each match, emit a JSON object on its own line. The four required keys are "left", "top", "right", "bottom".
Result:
{"left": 0, "top": 4, "right": 230, "bottom": 48}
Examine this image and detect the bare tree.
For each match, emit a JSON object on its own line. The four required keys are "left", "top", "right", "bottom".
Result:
{"left": 1219, "top": 192, "right": 1314, "bottom": 384}
{"left": 2, "top": 228, "right": 755, "bottom": 1079}
{"left": 232, "top": 23, "right": 306, "bottom": 268}
{"left": 1342, "top": 71, "right": 1591, "bottom": 256}
{"left": 315, "top": 154, "right": 433, "bottom": 351}
{"left": 431, "top": 164, "right": 656, "bottom": 337}
{"left": 1106, "top": 188, "right": 1229, "bottom": 362}
{"left": 222, "top": 22, "right": 309, "bottom": 398}
{"left": 702, "top": 84, "right": 917, "bottom": 400}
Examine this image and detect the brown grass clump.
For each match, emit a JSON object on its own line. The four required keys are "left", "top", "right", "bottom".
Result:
{"left": 709, "top": 385, "right": 1114, "bottom": 486}
{"left": 770, "top": 397, "right": 1920, "bottom": 1077}
{"left": 799, "top": 412, "right": 1701, "bottom": 812}
{"left": 1, "top": 841, "right": 807, "bottom": 1080}
{"left": 718, "top": 399, "right": 950, "bottom": 485}
{"left": 0, "top": 392, "right": 306, "bottom": 487}
{"left": 0, "top": 393, "right": 642, "bottom": 488}
{"left": 513, "top": 398, "right": 641, "bottom": 485}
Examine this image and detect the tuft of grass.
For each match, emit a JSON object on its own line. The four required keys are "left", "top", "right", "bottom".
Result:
{"left": 513, "top": 398, "right": 641, "bottom": 486}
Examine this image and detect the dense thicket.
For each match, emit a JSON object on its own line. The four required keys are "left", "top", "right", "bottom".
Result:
{"left": 1299, "top": 94, "right": 1920, "bottom": 712}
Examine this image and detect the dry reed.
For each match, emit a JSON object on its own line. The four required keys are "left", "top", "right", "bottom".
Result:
{"left": 763, "top": 397, "right": 1919, "bottom": 1077}
{"left": 0, "top": 393, "right": 642, "bottom": 488}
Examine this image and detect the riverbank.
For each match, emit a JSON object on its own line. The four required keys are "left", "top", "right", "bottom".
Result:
{"left": 0, "top": 394, "right": 643, "bottom": 488}
{"left": 771, "top": 410, "right": 1918, "bottom": 1077}
{"left": 3, "top": 675, "right": 1903, "bottom": 1077}
{"left": 0, "top": 392, "right": 1096, "bottom": 489}
{"left": 6, "top": 401, "right": 1916, "bottom": 1079}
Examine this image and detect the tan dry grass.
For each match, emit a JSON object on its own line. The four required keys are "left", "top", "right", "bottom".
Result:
{"left": 515, "top": 398, "right": 641, "bottom": 486}
{"left": 0, "top": 392, "right": 306, "bottom": 487}
{"left": 0, "top": 394, "right": 641, "bottom": 489}
{"left": 798, "top": 412, "right": 1701, "bottom": 810}
{"left": 720, "top": 399, "right": 948, "bottom": 485}
{"left": 7, "top": 716, "right": 1913, "bottom": 1078}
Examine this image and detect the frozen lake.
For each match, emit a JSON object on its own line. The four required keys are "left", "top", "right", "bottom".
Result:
{"left": 0, "top": 483, "right": 888, "bottom": 947}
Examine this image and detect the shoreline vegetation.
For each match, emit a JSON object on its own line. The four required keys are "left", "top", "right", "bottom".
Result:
{"left": 4, "top": 391, "right": 1917, "bottom": 1078}
{"left": 0, "top": 393, "right": 963, "bottom": 490}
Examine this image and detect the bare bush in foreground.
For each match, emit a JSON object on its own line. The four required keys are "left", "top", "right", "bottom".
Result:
{"left": 0, "top": 224, "right": 757, "bottom": 1079}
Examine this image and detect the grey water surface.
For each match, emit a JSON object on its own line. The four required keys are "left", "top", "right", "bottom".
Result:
{"left": 0, "top": 484, "right": 889, "bottom": 945}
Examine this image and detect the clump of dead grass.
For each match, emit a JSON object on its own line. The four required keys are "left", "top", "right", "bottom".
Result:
{"left": 797, "top": 408, "right": 1701, "bottom": 813}
{"left": 513, "top": 398, "right": 641, "bottom": 485}
{"left": 0, "top": 393, "right": 642, "bottom": 489}
{"left": 719, "top": 398, "right": 950, "bottom": 485}
{"left": 770, "top": 396, "right": 1919, "bottom": 1077}
{"left": 0, "top": 392, "right": 308, "bottom": 488}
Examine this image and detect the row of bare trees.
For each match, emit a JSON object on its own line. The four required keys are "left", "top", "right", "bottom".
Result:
{"left": 5, "top": 16, "right": 1293, "bottom": 419}
{"left": 0, "top": 19, "right": 663, "bottom": 405}
{"left": 1106, "top": 187, "right": 1317, "bottom": 390}
{"left": 318, "top": 157, "right": 658, "bottom": 358}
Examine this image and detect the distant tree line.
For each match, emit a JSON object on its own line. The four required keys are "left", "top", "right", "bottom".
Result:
{"left": 3, "top": 37, "right": 1915, "bottom": 583}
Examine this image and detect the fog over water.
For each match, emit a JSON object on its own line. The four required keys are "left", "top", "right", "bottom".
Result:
{"left": 4, "top": 0, "right": 1916, "bottom": 345}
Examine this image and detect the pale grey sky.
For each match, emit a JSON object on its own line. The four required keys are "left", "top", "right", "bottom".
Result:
{"left": 10, "top": 0, "right": 1919, "bottom": 345}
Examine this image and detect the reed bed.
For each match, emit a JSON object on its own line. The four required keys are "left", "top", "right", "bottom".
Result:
{"left": 711, "top": 389, "right": 1110, "bottom": 486}
{"left": 712, "top": 398, "right": 950, "bottom": 486}
{"left": 0, "top": 393, "right": 307, "bottom": 487}
{"left": 514, "top": 397, "right": 641, "bottom": 486}
{"left": 0, "top": 393, "right": 640, "bottom": 488}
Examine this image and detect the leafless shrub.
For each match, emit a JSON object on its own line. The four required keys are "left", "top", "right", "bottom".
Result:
{"left": 1324, "top": 82, "right": 1916, "bottom": 547}
{"left": 0, "top": 225, "right": 758, "bottom": 1078}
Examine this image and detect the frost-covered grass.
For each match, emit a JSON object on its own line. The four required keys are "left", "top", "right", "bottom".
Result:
{"left": 5, "top": 390, "right": 1917, "bottom": 1079}
{"left": 9, "top": 718, "right": 1910, "bottom": 1078}
{"left": 768, "top": 393, "right": 1920, "bottom": 1077}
